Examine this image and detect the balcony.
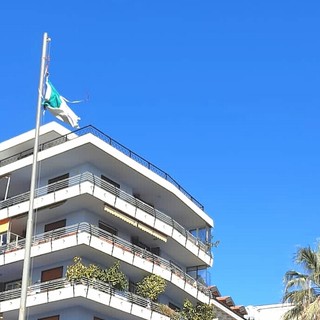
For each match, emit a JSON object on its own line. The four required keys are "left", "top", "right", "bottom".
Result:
{"left": 0, "top": 231, "right": 22, "bottom": 247}
{"left": 0, "top": 277, "right": 170, "bottom": 320}
{"left": 0, "top": 222, "right": 212, "bottom": 304}
{"left": 0, "top": 172, "right": 212, "bottom": 265}
{"left": 0, "top": 125, "right": 204, "bottom": 210}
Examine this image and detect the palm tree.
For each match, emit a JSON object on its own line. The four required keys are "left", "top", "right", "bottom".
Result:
{"left": 283, "top": 242, "right": 320, "bottom": 320}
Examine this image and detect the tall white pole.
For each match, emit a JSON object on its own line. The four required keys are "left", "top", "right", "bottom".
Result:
{"left": 18, "top": 32, "right": 50, "bottom": 320}
{"left": 4, "top": 176, "right": 10, "bottom": 200}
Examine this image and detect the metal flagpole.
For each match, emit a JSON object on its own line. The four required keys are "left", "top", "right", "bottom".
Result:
{"left": 4, "top": 176, "right": 10, "bottom": 200}
{"left": 18, "top": 32, "right": 50, "bottom": 320}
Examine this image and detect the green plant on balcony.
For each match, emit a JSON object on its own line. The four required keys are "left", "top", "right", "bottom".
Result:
{"left": 66, "top": 256, "right": 90, "bottom": 282}
{"left": 179, "top": 299, "right": 215, "bottom": 320}
{"left": 85, "top": 262, "right": 103, "bottom": 280}
{"left": 157, "top": 304, "right": 180, "bottom": 319}
{"left": 157, "top": 299, "right": 215, "bottom": 320}
{"left": 66, "top": 257, "right": 128, "bottom": 291}
{"left": 100, "top": 260, "right": 128, "bottom": 291}
{"left": 136, "top": 274, "right": 167, "bottom": 301}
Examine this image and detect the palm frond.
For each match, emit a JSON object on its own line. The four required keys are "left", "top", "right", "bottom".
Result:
{"left": 283, "top": 241, "right": 320, "bottom": 319}
{"left": 283, "top": 303, "right": 304, "bottom": 320}
{"left": 296, "top": 247, "right": 319, "bottom": 273}
{"left": 284, "top": 270, "right": 307, "bottom": 281}
{"left": 303, "top": 296, "right": 320, "bottom": 319}
{"left": 283, "top": 289, "right": 309, "bottom": 304}
{"left": 284, "top": 271, "right": 309, "bottom": 292}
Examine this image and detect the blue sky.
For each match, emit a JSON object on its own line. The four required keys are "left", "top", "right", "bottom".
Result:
{"left": 1, "top": 0, "right": 319, "bottom": 307}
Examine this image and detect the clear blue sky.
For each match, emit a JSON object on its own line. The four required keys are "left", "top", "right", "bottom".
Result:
{"left": 1, "top": 0, "right": 319, "bottom": 307}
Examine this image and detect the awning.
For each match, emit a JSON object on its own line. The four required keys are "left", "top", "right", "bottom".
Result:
{"left": 137, "top": 223, "right": 167, "bottom": 242}
{"left": 104, "top": 205, "right": 138, "bottom": 227}
{"left": 104, "top": 204, "right": 167, "bottom": 242}
{"left": 0, "top": 218, "right": 10, "bottom": 233}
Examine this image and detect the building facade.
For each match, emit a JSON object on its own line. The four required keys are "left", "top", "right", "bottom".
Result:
{"left": 0, "top": 122, "right": 245, "bottom": 320}
{"left": 245, "top": 303, "right": 293, "bottom": 320}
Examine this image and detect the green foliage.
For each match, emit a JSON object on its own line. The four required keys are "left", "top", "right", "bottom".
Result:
{"left": 102, "top": 260, "right": 128, "bottom": 291}
{"left": 85, "top": 263, "right": 103, "bottom": 280}
{"left": 180, "top": 299, "right": 215, "bottom": 320}
{"left": 283, "top": 242, "right": 320, "bottom": 320}
{"left": 66, "top": 258, "right": 215, "bottom": 320}
{"left": 66, "top": 257, "right": 128, "bottom": 291}
{"left": 157, "top": 304, "right": 180, "bottom": 320}
{"left": 136, "top": 274, "right": 167, "bottom": 301}
{"left": 66, "top": 256, "right": 89, "bottom": 282}
{"left": 154, "top": 300, "right": 215, "bottom": 320}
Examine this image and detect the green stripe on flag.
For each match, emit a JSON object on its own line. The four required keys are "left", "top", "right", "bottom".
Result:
{"left": 43, "top": 81, "right": 62, "bottom": 109}
{"left": 43, "top": 77, "right": 81, "bottom": 128}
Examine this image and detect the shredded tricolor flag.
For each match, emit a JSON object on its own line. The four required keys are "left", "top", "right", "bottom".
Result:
{"left": 43, "top": 77, "right": 81, "bottom": 128}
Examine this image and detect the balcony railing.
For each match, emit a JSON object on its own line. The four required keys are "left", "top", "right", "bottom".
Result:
{"left": 0, "top": 172, "right": 211, "bottom": 256}
{"left": 0, "top": 222, "right": 212, "bottom": 299}
{"left": 0, "top": 276, "right": 169, "bottom": 316}
{"left": 0, "top": 125, "right": 204, "bottom": 210}
{"left": 4, "top": 231, "right": 22, "bottom": 246}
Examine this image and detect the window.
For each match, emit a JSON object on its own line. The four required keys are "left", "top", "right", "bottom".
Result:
{"left": 38, "top": 316, "right": 59, "bottom": 320}
{"left": 99, "top": 221, "right": 117, "bottom": 235}
{"left": 129, "top": 280, "right": 137, "bottom": 294}
{"left": 39, "top": 267, "right": 63, "bottom": 293}
{"left": 101, "top": 175, "right": 120, "bottom": 197}
{"left": 101, "top": 175, "right": 120, "bottom": 188}
{"left": 186, "top": 265, "right": 209, "bottom": 285}
{"left": 44, "top": 219, "right": 67, "bottom": 240}
{"left": 0, "top": 233, "right": 7, "bottom": 246}
{"left": 133, "top": 193, "right": 154, "bottom": 214}
{"left": 5, "top": 279, "right": 22, "bottom": 291}
{"left": 44, "top": 219, "right": 66, "bottom": 232}
{"left": 131, "top": 236, "right": 150, "bottom": 251}
{"left": 41, "top": 266, "right": 63, "bottom": 282}
{"left": 190, "top": 227, "right": 205, "bottom": 242}
{"left": 150, "top": 247, "right": 160, "bottom": 256}
{"left": 189, "top": 226, "right": 212, "bottom": 243}
{"left": 48, "top": 173, "right": 69, "bottom": 193}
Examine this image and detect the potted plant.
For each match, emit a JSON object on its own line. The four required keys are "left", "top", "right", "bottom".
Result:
{"left": 136, "top": 274, "right": 166, "bottom": 302}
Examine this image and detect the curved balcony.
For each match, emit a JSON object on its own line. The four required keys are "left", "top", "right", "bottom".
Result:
{"left": 0, "top": 172, "right": 212, "bottom": 265}
{"left": 0, "top": 277, "right": 170, "bottom": 320}
{"left": 0, "top": 125, "right": 203, "bottom": 210}
{"left": 0, "top": 222, "right": 212, "bottom": 304}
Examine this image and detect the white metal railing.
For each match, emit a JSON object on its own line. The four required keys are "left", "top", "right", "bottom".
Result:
{"left": 0, "top": 125, "right": 204, "bottom": 210}
{"left": 0, "top": 222, "right": 211, "bottom": 298}
{"left": 0, "top": 172, "right": 211, "bottom": 255}
{"left": 7, "top": 231, "right": 22, "bottom": 244}
{"left": 0, "top": 276, "right": 167, "bottom": 315}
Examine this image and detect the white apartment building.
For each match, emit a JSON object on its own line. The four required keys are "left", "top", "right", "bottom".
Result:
{"left": 0, "top": 122, "right": 246, "bottom": 320}
{"left": 245, "top": 303, "right": 293, "bottom": 320}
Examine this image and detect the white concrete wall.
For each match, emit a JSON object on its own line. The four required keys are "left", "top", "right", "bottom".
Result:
{"left": 28, "top": 305, "right": 118, "bottom": 320}
{"left": 246, "top": 304, "right": 293, "bottom": 320}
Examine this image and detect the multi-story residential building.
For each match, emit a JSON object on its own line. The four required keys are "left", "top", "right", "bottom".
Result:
{"left": 0, "top": 122, "right": 246, "bottom": 320}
